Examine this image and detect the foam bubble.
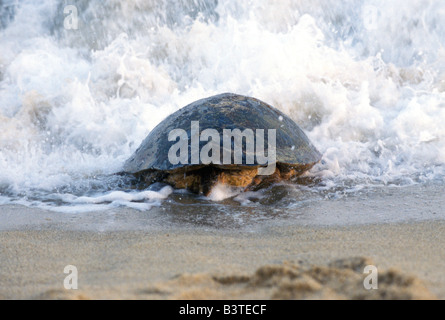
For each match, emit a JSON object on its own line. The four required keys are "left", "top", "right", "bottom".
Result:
{"left": 207, "top": 184, "right": 243, "bottom": 202}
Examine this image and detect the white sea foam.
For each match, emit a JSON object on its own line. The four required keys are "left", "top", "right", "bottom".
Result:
{"left": 207, "top": 183, "right": 243, "bottom": 202}
{"left": 1, "top": 0, "right": 445, "bottom": 212}
{"left": 51, "top": 186, "right": 173, "bottom": 212}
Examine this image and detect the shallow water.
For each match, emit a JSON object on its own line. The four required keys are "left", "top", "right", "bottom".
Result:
{"left": 0, "top": 0, "right": 444, "bottom": 221}
{"left": 1, "top": 182, "right": 443, "bottom": 231}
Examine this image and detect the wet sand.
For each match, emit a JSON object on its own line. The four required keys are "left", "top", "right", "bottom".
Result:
{"left": 0, "top": 218, "right": 444, "bottom": 299}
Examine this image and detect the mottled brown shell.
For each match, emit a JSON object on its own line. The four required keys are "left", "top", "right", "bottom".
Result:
{"left": 123, "top": 93, "right": 321, "bottom": 173}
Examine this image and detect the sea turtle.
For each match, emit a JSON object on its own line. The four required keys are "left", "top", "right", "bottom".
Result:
{"left": 122, "top": 93, "right": 321, "bottom": 195}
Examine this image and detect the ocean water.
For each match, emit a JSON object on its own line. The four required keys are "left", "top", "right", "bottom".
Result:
{"left": 0, "top": 0, "right": 444, "bottom": 217}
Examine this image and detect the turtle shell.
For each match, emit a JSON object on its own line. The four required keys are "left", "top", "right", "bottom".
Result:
{"left": 123, "top": 93, "right": 321, "bottom": 173}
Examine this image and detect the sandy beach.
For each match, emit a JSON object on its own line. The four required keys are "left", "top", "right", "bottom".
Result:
{"left": 0, "top": 213, "right": 444, "bottom": 299}
{"left": 1, "top": 183, "right": 444, "bottom": 300}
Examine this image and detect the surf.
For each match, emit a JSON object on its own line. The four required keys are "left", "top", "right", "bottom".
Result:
{"left": 0, "top": 0, "right": 444, "bottom": 214}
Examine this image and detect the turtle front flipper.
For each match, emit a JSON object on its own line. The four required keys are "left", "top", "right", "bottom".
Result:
{"left": 244, "top": 167, "right": 282, "bottom": 191}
